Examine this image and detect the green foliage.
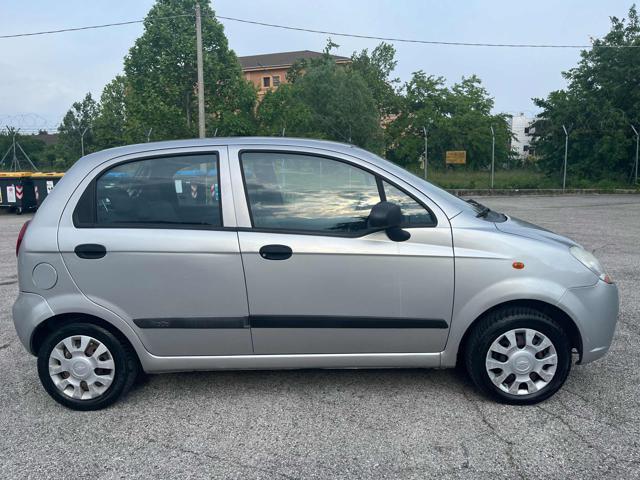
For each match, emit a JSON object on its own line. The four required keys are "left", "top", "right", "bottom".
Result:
{"left": 123, "top": 0, "right": 256, "bottom": 140}
{"left": 533, "top": 5, "right": 640, "bottom": 182}
{"left": 56, "top": 93, "right": 99, "bottom": 165}
{"left": 56, "top": 0, "right": 258, "bottom": 167}
{"left": 257, "top": 43, "right": 383, "bottom": 152}
{"left": 0, "top": 128, "right": 61, "bottom": 172}
{"left": 386, "top": 73, "right": 512, "bottom": 170}
{"left": 350, "top": 42, "right": 401, "bottom": 117}
{"left": 93, "top": 76, "right": 127, "bottom": 148}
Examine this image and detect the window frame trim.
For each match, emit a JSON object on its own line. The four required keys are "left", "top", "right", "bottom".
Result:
{"left": 73, "top": 151, "right": 225, "bottom": 230}
{"left": 238, "top": 149, "right": 437, "bottom": 238}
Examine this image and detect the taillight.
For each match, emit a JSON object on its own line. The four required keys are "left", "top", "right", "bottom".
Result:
{"left": 16, "top": 220, "right": 30, "bottom": 257}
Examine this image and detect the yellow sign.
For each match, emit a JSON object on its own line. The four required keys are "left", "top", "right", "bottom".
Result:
{"left": 446, "top": 151, "right": 466, "bottom": 165}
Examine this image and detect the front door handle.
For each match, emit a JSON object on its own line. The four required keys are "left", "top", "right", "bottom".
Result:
{"left": 74, "top": 243, "right": 107, "bottom": 259}
{"left": 259, "top": 244, "right": 292, "bottom": 260}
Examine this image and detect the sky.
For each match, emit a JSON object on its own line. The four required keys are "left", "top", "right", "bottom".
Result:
{"left": 0, "top": 0, "right": 635, "bottom": 133}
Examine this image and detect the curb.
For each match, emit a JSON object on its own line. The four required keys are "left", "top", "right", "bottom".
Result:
{"left": 446, "top": 188, "right": 640, "bottom": 196}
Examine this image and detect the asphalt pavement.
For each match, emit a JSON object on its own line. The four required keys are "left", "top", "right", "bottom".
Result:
{"left": 0, "top": 194, "right": 639, "bottom": 479}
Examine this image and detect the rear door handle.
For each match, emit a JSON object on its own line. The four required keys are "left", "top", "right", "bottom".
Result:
{"left": 74, "top": 243, "right": 107, "bottom": 259}
{"left": 259, "top": 244, "right": 292, "bottom": 260}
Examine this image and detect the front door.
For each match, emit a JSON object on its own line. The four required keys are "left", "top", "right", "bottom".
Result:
{"left": 58, "top": 149, "right": 252, "bottom": 357}
{"left": 232, "top": 149, "right": 454, "bottom": 354}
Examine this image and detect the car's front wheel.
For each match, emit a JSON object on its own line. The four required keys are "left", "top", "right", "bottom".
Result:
{"left": 464, "top": 307, "right": 572, "bottom": 405}
{"left": 37, "top": 323, "right": 138, "bottom": 410}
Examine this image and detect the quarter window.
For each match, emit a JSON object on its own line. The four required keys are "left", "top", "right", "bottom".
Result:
{"left": 94, "top": 154, "right": 221, "bottom": 227}
{"left": 241, "top": 152, "right": 380, "bottom": 234}
{"left": 382, "top": 181, "right": 435, "bottom": 227}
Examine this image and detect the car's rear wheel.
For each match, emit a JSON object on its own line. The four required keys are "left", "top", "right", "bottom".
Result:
{"left": 464, "top": 307, "right": 572, "bottom": 405}
{"left": 37, "top": 323, "right": 138, "bottom": 410}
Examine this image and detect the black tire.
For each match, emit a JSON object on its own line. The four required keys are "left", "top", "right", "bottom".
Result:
{"left": 464, "top": 307, "right": 572, "bottom": 405}
{"left": 37, "top": 323, "right": 139, "bottom": 411}
{"left": 15, "top": 206, "right": 23, "bottom": 215}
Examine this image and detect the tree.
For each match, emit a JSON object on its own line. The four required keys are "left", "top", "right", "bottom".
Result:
{"left": 350, "top": 42, "right": 401, "bottom": 117}
{"left": 255, "top": 84, "right": 316, "bottom": 137}
{"left": 532, "top": 5, "right": 640, "bottom": 182}
{"left": 123, "top": 0, "right": 256, "bottom": 140}
{"left": 386, "top": 73, "right": 512, "bottom": 170}
{"left": 56, "top": 93, "right": 99, "bottom": 164}
{"left": 94, "top": 76, "right": 127, "bottom": 149}
{"left": 257, "top": 43, "right": 383, "bottom": 152}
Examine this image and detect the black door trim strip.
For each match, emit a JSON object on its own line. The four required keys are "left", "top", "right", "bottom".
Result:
{"left": 134, "top": 316, "right": 449, "bottom": 329}
{"left": 251, "top": 316, "right": 448, "bottom": 329}
{"left": 133, "top": 317, "right": 249, "bottom": 329}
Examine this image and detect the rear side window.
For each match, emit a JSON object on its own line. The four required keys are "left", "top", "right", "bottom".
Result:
{"left": 76, "top": 154, "right": 221, "bottom": 227}
{"left": 241, "top": 152, "right": 381, "bottom": 234}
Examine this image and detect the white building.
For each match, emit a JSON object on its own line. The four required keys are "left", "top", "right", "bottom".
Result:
{"left": 508, "top": 113, "right": 536, "bottom": 159}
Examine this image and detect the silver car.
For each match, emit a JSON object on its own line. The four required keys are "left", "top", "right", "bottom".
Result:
{"left": 12, "top": 138, "right": 619, "bottom": 410}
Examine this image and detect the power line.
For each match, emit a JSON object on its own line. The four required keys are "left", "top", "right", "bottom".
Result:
{"left": 1, "top": 12, "right": 639, "bottom": 48}
{"left": 0, "top": 15, "right": 191, "bottom": 39}
{"left": 215, "top": 15, "right": 640, "bottom": 49}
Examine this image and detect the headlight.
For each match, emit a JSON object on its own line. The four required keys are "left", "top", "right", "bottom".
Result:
{"left": 570, "top": 246, "right": 613, "bottom": 284}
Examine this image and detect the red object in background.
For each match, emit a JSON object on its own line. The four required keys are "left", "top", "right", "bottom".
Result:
{"left": 16, "top": 220, "right": 30, "bottom": 257}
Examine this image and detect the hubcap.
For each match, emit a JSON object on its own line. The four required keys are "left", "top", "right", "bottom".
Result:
{"left": 48, "top": 335, "right": 115, "bottom": 400}
{"left": 485, "top": 328, "right": 558, "bottom": 396}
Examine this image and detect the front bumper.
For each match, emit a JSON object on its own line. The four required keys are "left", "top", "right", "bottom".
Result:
{"left": 558, "top": 280, "right": 619, "bottom": 364}
{"left": 12, "top": 291, "right": 54, "bottom": 354}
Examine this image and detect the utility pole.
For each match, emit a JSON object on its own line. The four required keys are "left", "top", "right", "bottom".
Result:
{"left": 490, "top": 125, "right": 495, "bottom": 189}
{"left": 195, "top": 3, "right": 206, "bottom": 139}
{"left": 422, "top": 126, "right": 428, "bottom": 181}
{"left": 632, "top": 125, "right": 639, "bottom": 185}
{"left": 562, "top": 125, "right": 569, "bottom": 192}
{"left": 80, "top": 127, "right": 89, "bottom": 157}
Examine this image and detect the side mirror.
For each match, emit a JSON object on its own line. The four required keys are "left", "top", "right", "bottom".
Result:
{"left": 368, "top": 201, "right": 411, "bottom": 242}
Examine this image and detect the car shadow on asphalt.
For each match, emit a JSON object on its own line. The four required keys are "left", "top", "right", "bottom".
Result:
{"left": 125, "top": 366, "right": 481, "bottom": 405}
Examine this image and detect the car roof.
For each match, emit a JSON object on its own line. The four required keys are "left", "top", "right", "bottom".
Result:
{"left": 79, "top": 137, "right": 362, "bottom": 166}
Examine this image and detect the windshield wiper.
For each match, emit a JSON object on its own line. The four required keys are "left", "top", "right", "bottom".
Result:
{"left": 475, "top": 206, "right": 491, "bottom": 218}
{"left": 466, "top": 198, "right": 493, "bottom": 218}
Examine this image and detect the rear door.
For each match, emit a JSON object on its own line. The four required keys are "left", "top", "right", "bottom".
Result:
{"left": 58, "top": 147, "right": 252, "bottom": 357}
{"left": 230, "top": 147, "right": 454, "bottom": 355}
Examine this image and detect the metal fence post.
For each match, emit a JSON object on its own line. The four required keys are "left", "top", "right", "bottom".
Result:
{"left": 632, "top": 125, "right": 639, "bottom": 185}
{"left": 562, "top": 125, "right": 568, "bottom": 192}
{"left": 422, "top": 126, "right": 428, "bottom": 180}
{"left": 490, "top": 125, "right": 495, "bottom": 189}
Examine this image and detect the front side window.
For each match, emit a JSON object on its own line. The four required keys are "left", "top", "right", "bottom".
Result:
{"left": 94, "top": 154, "right": 221, "bottom": 227}
{"left": 241, "top": 152, "right": 381, "bottom": 234}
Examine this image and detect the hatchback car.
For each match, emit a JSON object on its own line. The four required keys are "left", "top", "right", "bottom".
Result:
{"left": 13, "top": 138, "right": 619, "bottom": 410}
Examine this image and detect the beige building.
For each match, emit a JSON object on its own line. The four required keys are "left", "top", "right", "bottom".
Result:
{"left": 238, "top": 50, "right": 351, "bottom": 99}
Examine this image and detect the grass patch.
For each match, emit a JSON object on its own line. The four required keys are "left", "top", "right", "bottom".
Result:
{"left": 405, "top": 167, "right": 637, "bottom": 190}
